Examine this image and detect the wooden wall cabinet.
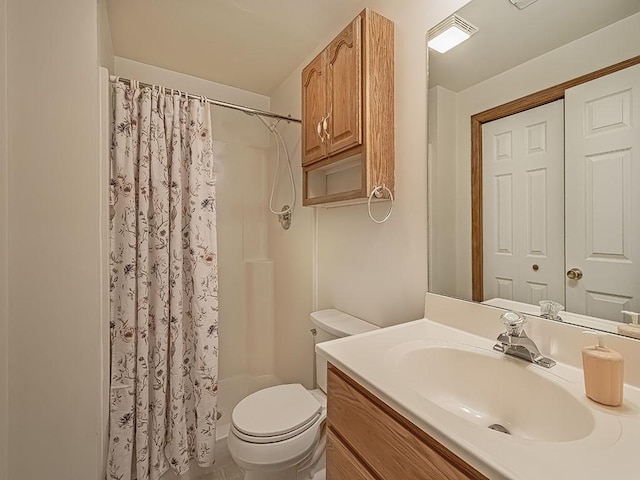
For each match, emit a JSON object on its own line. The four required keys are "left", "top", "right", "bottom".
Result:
{"left": 327, "top": 364, "right": 488, "bottom": 480}
{"left": 301, "top": 9, "right": 394, "bottom": 206}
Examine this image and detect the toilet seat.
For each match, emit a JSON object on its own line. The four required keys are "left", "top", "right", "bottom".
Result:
{"left": 231, "top": 384, "right": 322, "bottom": 444}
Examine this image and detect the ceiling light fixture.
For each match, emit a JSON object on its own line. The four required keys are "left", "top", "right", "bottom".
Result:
{"left": 428, "top": 14, "right": 478, "bottom": 54}
{"left": 509, "top": 0, "right": 540, "bottom": 10}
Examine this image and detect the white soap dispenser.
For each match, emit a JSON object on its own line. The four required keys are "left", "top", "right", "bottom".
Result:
{"left": 618, "top": 311, "right": 640, "bottom": 339}
{"left": 582, "top": 331, "right": 624, "bottom": 407}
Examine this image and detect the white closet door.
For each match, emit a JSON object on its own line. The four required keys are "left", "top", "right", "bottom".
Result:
{"left": 565, "top": 63, "right": 640, "bottom": 321}
{"left": 483, "top": 100, "right": 565, "bottom": 305}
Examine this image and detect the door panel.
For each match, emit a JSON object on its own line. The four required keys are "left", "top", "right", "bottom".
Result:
{"left": 327, "top": 16, "right": 362, "bottom": 155}
{"left": 302, "top": 52, "right": 327, "bottom": 165}
{"left": 483, "top": 100, "right": 565, "bottom": 305}
{"left": 565, "top": 63, "right": 640, "bottom": 320}
{"left": 586, "top": 150, "right": 630, "bottom": 260}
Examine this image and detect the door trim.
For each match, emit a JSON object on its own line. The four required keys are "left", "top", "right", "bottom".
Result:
{"left": 471, "top": 55, "right": 640, "bottom": 301}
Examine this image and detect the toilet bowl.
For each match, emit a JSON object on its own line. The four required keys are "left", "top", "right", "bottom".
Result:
{"left": 227, "top": 309, "right": 379, "bottom": 480}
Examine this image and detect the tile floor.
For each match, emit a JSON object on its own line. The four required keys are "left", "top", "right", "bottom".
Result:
{"left": 207, "top": 462, "right": 244, "bottom": 480}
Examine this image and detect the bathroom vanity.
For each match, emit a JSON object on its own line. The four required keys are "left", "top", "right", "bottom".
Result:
{"left": 318, "top": 295, "right": 640, "bottom": 480}
{"left": 327, "top": 364, "right": 486, "bottom": 480}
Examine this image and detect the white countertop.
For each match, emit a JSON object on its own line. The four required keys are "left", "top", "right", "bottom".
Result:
{"left": 317, "top": 318, "right": 640, "bottom": 480}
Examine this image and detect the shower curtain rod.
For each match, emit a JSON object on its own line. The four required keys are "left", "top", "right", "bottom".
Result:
{"left": 109, "top": 75, "right": 301, "bottom": 124}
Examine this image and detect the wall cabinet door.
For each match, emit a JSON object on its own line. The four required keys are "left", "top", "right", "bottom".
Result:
{"left": 327, "top": 16, "right": 362, "bottom": 156}
{"left": 302, "top": 52, "right": 327, "bottom": 165}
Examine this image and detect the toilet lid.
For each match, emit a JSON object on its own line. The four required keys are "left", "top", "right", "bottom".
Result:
{"left": 232, "top": 384, "right": 322, "bottom": 439}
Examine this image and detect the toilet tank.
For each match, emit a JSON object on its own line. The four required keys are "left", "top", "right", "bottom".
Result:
{"left": 311, "top": 309, "right": 379, "bottom": 393}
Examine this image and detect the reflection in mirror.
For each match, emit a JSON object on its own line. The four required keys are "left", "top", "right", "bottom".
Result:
{"left": 427, "top": 0, "right": 640, "bottom": 338}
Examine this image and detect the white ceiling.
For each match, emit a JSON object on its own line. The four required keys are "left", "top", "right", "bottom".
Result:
{"left": 106, "top": 0, "right": 367, "bottom": 96}
{"left": 429, "top": 0, "right": 640, "bottom": 92}
{"left": 107, "top": 0, "right": 640, "bottom": 96}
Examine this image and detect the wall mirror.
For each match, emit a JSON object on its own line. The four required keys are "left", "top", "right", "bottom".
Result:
{"left": 427, "top": 0, "right": 640, "bottom": 338}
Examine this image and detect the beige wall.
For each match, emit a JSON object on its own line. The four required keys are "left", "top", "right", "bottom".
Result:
{"left": 7, "top": 1, "right": 103, "bottom": 479}
{"left": 98, "top": 0, "right": 114, "bottom": 71}
{"left": 98, "top": 67, "right": 111, "bottom": 479}
{"left": 114, "top": 58, "right": 277, "bottom": 381}
{"left": 317, "top": 0, "right": 470, "bottom": 326}
{"left": 449, "top": 12, "right": 640, "bottom": 300}
{"left": 268, "top": 73, "right": 315, "bottom": 386}
{"left": 0, "top": 0, "right": 7, "bottom": 477}
{"left": 268, "top": 0, "right": 470, "bottom": 387}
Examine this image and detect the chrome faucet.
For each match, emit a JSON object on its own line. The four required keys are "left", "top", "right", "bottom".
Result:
{"left": 493, "top": 311, "right": 556, "bottom": 368}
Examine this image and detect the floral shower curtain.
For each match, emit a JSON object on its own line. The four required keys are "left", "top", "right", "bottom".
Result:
{"left": 108, "top": 82, "right": 219, "bottom": 480}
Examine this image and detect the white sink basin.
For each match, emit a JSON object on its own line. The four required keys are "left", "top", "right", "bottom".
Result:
{"left": 386, "top": 342, "right": 595, "bottom": 442}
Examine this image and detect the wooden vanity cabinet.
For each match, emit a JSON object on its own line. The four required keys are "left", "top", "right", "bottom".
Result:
{"left": 327, "top": 429, "right": 377, "bottom": 480}
{"left": 327, "top": 364, "right": 488, "bottom": 480}
{"left": 301, "top": 9, "right": 394, "bottom": 206}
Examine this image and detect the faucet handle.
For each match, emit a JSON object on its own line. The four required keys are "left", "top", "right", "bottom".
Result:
{"left": 500, "top": 310, "right": 527, "bottom": 335}
{"left": 539, "top": 300, "right": 564, "bottom": 320}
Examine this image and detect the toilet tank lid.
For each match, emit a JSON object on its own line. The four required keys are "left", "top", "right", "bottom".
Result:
{"left": 310, "top": 309, "right": 379, "bottom": 337}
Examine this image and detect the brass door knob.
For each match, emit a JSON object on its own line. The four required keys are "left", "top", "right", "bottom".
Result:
{"left": 566, "top": 268, "right": 583, "bottom": 280}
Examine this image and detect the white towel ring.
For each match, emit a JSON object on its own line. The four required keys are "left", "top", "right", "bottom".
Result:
{"left": 367, "top": 184, "right": 393, "bottom": 224}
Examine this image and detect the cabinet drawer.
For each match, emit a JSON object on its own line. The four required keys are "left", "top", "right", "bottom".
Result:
{"left": 327, "top": 365, "right": 487, "bottom": 480}
{"left": 327, "top": 429, "right": 377, "bottom": 480}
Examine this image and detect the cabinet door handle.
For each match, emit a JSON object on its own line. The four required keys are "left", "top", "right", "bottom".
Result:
{"left": 317, "top": 117, "right": 325, "bottom": 142}
{"left": 323, "top": 112, "right": 331, "bottom": 140}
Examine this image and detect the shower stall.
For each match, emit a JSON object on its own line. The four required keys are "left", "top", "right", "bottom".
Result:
{"left": 100, "top": 60, "right": 299, "bottom": 478}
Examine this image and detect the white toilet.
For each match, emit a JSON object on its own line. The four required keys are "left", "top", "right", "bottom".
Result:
{"left": 227, "top": 309, "right": 379, "bottom": 480}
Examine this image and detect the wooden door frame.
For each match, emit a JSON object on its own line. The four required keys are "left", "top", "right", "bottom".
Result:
{"left": 471, "top": 55, "right": 640, "bottom": 301}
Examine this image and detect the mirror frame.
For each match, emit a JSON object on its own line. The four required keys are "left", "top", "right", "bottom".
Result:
{"left": 470, "top": 54, "right": 640, "bottom": 301}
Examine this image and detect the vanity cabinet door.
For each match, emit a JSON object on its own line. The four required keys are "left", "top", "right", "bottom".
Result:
{"left": 326, "top": 15, "right": 362, "bottom": 156}
{"left": 327, "top": 430, "right": 377, "bottom": 480}
{"left": 302, "top": 51, "right": 327, "bottom": 165}
{"left": 327, "top": 365, "right": 487, "bottom": 480}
